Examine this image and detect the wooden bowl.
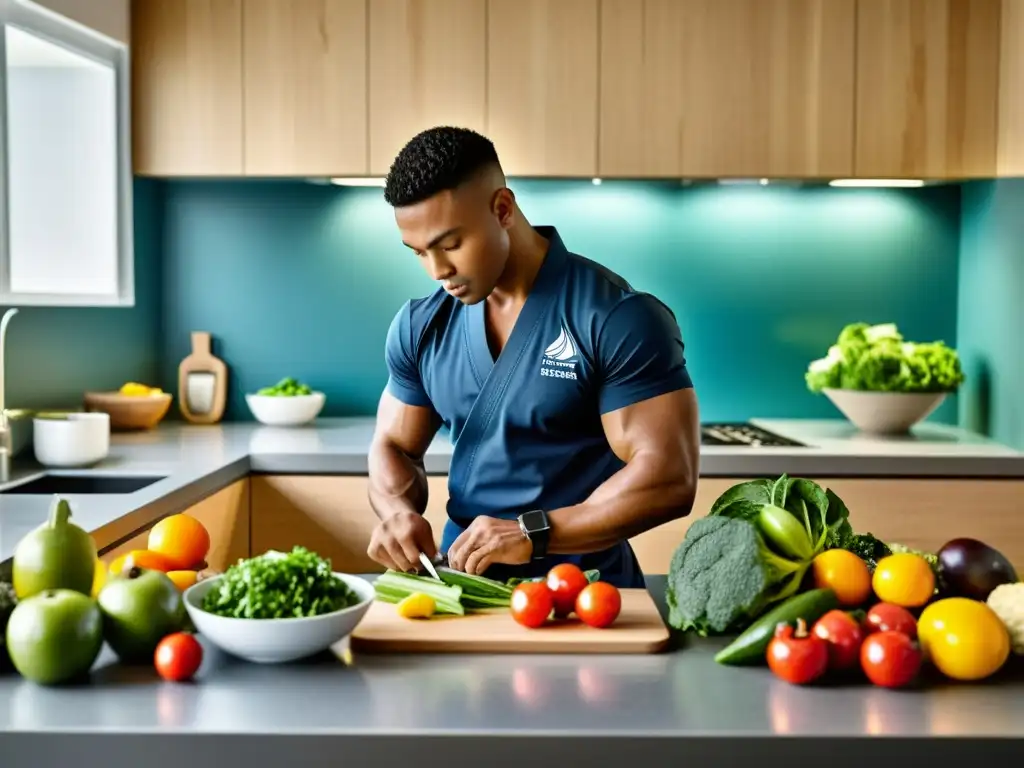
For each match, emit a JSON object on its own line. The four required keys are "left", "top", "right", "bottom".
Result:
{"left": 83, "top": 391, "right": 173, "bottom": 430}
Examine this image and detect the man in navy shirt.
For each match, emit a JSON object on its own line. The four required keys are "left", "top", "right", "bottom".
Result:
{"left": 366, "top": 126, "right": 700, "bottom": 588}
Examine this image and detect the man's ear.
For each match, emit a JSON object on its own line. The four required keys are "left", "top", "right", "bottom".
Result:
{"left": 491, "top": 187, "right": 516, "bottom": 229}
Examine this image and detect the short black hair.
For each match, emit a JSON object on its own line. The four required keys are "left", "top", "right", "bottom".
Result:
{"left": 383, "top": 126, "right": 501, "bottom": 207}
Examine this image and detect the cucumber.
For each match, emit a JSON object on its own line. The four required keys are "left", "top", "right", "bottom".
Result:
{"left": 435, "top": 567, "right": 513, "bottom": 599}
{"left": 713, "top": 588, "right": 839, "bottom": 666}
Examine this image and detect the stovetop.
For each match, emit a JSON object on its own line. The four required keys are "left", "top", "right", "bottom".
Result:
{"left": 700, "top": 422, "right": 807, "bottom": 448}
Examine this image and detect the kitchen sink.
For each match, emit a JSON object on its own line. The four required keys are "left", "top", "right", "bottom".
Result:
{"left": 0, "top": 473, "right": 167, "bottom": 495}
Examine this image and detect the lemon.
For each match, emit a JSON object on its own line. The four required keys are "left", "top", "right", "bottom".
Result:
{"left": 397, "top": 592, "right": 436, "bottom": 619}
{"left": 918, "top": 598, "right": 1010, "bottom": 681}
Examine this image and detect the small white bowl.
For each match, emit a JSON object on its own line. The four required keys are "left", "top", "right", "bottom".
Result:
{"left": 183, "top": 572, "right": 375, "bottom": 663}
{"left": 823, "top": 388, "right": 948, "bottom": 435}
{"left": 32, "top": 412, "right": 110, "bottom": 467}
{"left": 244, "top": 392, "right": 325, "bottom": 426}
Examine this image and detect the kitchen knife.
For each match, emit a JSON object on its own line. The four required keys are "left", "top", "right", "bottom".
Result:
{"left": 419, "top": 551, "right": 441, "bottom": 580}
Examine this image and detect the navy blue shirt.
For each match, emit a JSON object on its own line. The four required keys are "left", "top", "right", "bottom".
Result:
{"left": 384, "top": 226, "right": 693, "bottom": 587}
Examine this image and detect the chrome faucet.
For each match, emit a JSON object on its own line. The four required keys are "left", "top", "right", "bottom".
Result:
{"left": 0, "top": 308, "right": 18, "bottom": 483}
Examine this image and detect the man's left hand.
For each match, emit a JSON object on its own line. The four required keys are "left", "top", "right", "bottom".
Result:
{"left": 447, "top": 516, "right": 532, "bottom": 575}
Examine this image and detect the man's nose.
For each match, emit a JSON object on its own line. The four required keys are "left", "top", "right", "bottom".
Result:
{"left": 427, "top": 253, "right": 455, "bottom": 281}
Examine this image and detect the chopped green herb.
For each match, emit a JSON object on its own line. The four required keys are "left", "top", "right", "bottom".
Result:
{"left": 201, "top": 546, "right": 359, "bottom": 619}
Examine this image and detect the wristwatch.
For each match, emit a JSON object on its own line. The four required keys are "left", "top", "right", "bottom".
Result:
{"left": 518, "top": 509, "right": 551, "bottom": 560}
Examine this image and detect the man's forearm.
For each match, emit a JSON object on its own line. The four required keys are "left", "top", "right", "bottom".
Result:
{"left": 367, "top": 439, "right": 429, "bottom": 521}
{"left": 547, "top": 453, "right": 696, "bottom": 555}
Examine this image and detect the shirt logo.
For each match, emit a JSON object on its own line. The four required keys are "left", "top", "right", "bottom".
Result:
{"left": 540, "top": 323, "right": 579, "bottom": 380}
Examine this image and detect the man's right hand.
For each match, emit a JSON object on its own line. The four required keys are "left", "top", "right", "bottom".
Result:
{"left": 367, "top": 509, "right": 438, "bottom": 573}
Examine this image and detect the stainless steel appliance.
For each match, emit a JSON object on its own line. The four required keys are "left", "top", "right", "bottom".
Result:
{"left": 700, "top": 422, "right": 807, "bottom": 447}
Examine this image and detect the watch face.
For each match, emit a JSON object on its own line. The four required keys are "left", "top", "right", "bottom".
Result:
{"left": 522, "top": 509, "right": 550, "bottom": 533}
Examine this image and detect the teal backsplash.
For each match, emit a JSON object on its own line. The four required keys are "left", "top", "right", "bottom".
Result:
{"left": 155, "top": 179, "right": 962, "bottom": 425}
{"left": 0, "top": 178, "right": 162, "bottom": 412}
{"left": 958, "top": 179, "right": 1024, "bottom": 450}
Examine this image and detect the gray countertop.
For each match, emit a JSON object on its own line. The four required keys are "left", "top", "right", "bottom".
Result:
{"left": 1, "top": 416, "right": 1022, "bottom": 565}
{"left": 1, "top": 576, "right": 1022, "bottom": 767}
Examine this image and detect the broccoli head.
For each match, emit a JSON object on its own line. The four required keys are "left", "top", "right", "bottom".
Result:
{"left": 666, "top": 515, "right": 807, "bottom": 637}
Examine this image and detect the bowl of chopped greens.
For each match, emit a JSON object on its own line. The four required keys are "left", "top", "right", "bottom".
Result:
{"left": 183, "top": 546, "right": 374, "bottom": 663}
{"left": 805, "top": 322, "right": 964, "bottom": 434}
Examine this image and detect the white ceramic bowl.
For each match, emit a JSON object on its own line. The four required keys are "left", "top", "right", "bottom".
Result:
{"left": 183, "top": 572, "right": 375, "bottom": 663}
{"left": 32, "top": 412, "right": 110, "bottom": 467}
{"left": 244, "top": 392, "right": 325, "bottom": 426}
{"left": 823, "top": 388, "right": 948, "bottom": 435}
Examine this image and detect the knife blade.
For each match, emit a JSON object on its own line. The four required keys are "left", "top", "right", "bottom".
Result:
{"left": 419, "top": 551, "right": 441, "bottom": 580}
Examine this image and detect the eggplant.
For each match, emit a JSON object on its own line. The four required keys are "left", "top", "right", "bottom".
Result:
{"left": 937, "top": 538, "right": 1019, "bottom": 601}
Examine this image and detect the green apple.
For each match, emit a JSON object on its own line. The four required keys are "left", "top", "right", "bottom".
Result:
{"left": 6, "top": 589, "right": 103, "bottom": 684}
{"left": 98, "top": 567, "right": 185, "bottom": 662}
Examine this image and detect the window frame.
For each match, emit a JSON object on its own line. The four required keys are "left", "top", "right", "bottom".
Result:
{"left": 0, "top": 0, "right": 133, "bottom": 307}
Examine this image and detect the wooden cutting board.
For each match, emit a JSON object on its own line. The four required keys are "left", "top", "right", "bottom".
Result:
{"left": 349, "top": 589, "right": 671, "bottom": 654}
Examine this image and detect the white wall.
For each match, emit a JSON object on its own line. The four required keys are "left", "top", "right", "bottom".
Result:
{"left": 32, "top": 0, "right": 128, "bottom": 44}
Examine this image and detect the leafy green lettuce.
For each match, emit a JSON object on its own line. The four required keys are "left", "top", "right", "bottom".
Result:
{"left": 805, "top": 322, "right": 964, "bottom": 394}
{"left": 709, "top": 474, "right": 854, "bottom": 554}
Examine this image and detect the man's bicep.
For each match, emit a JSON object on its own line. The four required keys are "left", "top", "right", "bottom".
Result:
{"left": 597, "top": 294, "right": 693, "bottom": 415}
{"left": 601, "top": 387, "right": 700, "bottom": 471}
{"left": 373, "top": 390, "right": 441, "bottom": 462}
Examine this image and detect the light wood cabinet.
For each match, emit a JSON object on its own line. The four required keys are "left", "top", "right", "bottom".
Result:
{"left": 599, "top": 0, "right": 856, "bottom": 179}
{"left": 131, "top": 0, "right": 244, "bottom": 176}
{"left": 367, "top": 0, "right": 487, "bottom": 176}
{"left": 250, "top": 475, "right": 452, "bottom": 574}
{"left": 98, "top": 478, "right": 251, "bottom": 573}
{"left": 250, "top": 474, "right": 1024, "bottom": 576}
{"left": 128, "top": 0, "right": 1019, "bottom": 180}
{"left": 855, "top": 0, "right": 1002, "bottom": 178}
{"left": 242, "top": 0, "right": 368, "bottom": 176}
{"left": 997, "top": 0, "right": 1024, "bottom": 174}
{"left": 486, "top": 0, "right": 599, "bottom": 177}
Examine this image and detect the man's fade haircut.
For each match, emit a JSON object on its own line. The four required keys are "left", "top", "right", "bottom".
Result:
{"left": 383, "top": 126, "right": 502, "bottom": 208}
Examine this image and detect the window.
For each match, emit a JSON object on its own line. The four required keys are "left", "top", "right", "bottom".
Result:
{"left": 0, "top": 0, "right": 132, "bottom": 306}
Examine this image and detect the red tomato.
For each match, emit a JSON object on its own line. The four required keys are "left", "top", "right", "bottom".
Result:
{"left": 811, "top": 609, "right": 865, "bottom": 671}
{"left": 546, "top": 564, "right": 590, "bottom": 618}
{"left": 860, "top": 630, "right": 921, "bottom": 688}
{"left": 154, "top": 632, "right": 203, "bottom": 682}
{"left": 510, "top": 582, "right": 554, "bottom": 629}
{"left": 575, "top": 582, "right": 622, "bottom": 628}
{"left": 766, "top": 619, "right": 829, "bottom": 685}
{"left": 864, "top": 603, "right": 918, "bottom": 640}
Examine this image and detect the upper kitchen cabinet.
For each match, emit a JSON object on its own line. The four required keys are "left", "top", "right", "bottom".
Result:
{"left": 242, "top": 0, "right": 367, "bottom": 176}
{"left": 132, "top": 0, "right": 243, "bottom": 176}
{"left": 0, "top": 0, "right": 133, "bottom": 306}
{"left": 486, "top": 0, "right": 598, "bottom": 177}
{"left": 997, "top": 0, "right": 1023, "bottom": 175}
{"left": 599, "top": 0, "right": 856, "bottom": 179}
{"left": 855, "top": 0, "right": 1002, "bottom": 178}
{"left": 368, "top": 0, "right": 487, "bottom": 176}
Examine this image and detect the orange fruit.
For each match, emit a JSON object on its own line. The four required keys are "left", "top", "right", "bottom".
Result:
{"left": 811, "top": 549, "right": 872, "bottom": 606}
{"left": 872, "top": 553, "right": 935, "bottom": 608}
{"left": 165, "top": 570, "right": 199, "bottom": 591}
{"left": 108, "top": 549, "right": 177, "bottom": 576}
{"left": 147, "top": 514, "right": 210, "bottom": 570}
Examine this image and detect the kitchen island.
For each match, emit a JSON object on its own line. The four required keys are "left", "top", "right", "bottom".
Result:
{"left": 1, "top": 576, "right": 1022, "bottom": 767}
{"left": 1, "top": 416, "right": 1023, "bottom": 574}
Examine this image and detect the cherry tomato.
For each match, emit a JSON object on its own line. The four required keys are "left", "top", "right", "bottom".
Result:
{"left": 811, "top": 609, "right": 865, "bottom": 671}
{"left": 860, "top": 630, "right": 921, "bottom": 688}
{"left": 864, "top": 603, "right": 918, "bottom": 640}
{"left": 546, "top": 564, "right": 590, "bottom": 618}
{"left": 766, "top": 618, "right": 829, "bottom": 685}
{"left": 575, "top": 582, "right": 622, "bottom": 629}
{"left": 510, "top": 582, "right": 554, "bottom": 629}
{"left": 154, "top": 632, "right": 203, "bottom": 682}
